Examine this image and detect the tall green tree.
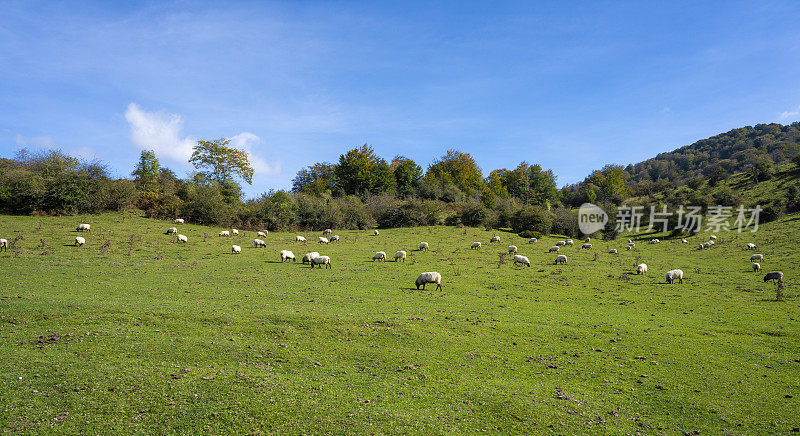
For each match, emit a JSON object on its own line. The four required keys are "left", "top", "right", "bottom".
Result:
{"left": 426, "top": 149, "right": 483, "bottom": 194}
{"left": 391, "top": 156, "right": 423, "bottom": 197}
{"left": 292, "top": 162, "right": 337, "bottom": 195}
{"left": 132, "top": 150, "right": 160, "bottom": 194}
{"left": 334, "top": 145, "right": 394, "bottom": 195}
{"left": 190, "top": 138, "right": 254, "bottom": 185}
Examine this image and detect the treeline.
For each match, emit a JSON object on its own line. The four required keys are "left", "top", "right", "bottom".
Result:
{"left": 2, "top": 122, "right": 799, "bottom": 236}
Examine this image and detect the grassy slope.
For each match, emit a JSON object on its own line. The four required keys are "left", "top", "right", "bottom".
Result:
{"left": 0, "top": 212, "right": 798, "bottom": 434}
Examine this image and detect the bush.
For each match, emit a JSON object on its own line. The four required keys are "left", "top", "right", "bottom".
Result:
{"left": 510, "top": 206, "right": 553, "bottom": 234}
{"left": 518, "top": 230, "right": 542, "bottom": 239}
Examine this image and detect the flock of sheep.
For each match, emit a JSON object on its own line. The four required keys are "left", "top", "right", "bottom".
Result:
{"left": 3, "top": 218, "right": 783, "bottom": 290}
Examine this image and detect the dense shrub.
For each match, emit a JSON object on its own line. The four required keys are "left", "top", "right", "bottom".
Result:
{"left": 510, "top": 205, "right": 553, "bottom": 234}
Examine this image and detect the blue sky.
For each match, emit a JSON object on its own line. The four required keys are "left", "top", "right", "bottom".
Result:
{"left": 1, "top": 0, "right": 799, "bottom": 198}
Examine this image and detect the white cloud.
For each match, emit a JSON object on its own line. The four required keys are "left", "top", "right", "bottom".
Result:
{"left": 780, "top": 106, "right": 799, "bottom": 121}
{"left": 124, "top": 102, "right": 196, "bottom": 162}
{"left": 16, "top": 134, "right": 56, "bottom": 149}
{"left": 229, "top": 132, "right": 281, "bottom": 176}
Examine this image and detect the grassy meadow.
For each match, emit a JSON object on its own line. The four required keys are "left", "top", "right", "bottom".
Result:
{"left": 0, "top": 211, "right": 798, "bottom": 434}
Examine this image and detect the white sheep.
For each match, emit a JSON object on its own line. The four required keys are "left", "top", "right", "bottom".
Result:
{"left": 296, "top": 235, "right": 307, "bottom": 243}
{"left": 556, "top": 240, "right": 566, "bottom": 247}
{"left": 628, "top": 239, "right": 633, "bottom": 244}
{"left": 318, "top": 237, "right": 329, "bottom": 244}
{"left": 508, "top": 245, "right": 518, "bottom": 254}
{"left": 76, "top": 224, "right": 91, "bottom": 232}
{"left": 0, "top": 238, "right": 7, "bottom": 252}
{"left": 165, "top": 227, "right": 178, "bottom": 234}
{"left": 471, "top": 242, "right": 482, "bottom": 250}
{"left": 415, "top": 272, "right": 442, "bottom": 290}
{"left": 311, "top": 255, "right": 331, "bottom": 269}
{"left": 710, "top": 235, "right": 717, "bottom": 240}
{"left": 374, "top": 230, "right": 380, "bottom": 236}
{"left": 490, "top": 235, "right": 500, "bottom": 243}
{"left": 395, "top": 250, "right": 407, "bottom": 262}
{"left": 419, "top": 242, "right": 429, "bottom": 251}
{"left": 528, "top": 238, "right": 537, "bottom": 244}
{"left": 628, "top": 242, "right": 635, "bottom": 247}
{"left": 707, "top": 240, "right": 715, "bottom": 246}
{"left": 177, "top": 234, "right": 188, "bottom": 243}
{"left": 301, "top": 252, "right": 320, "bottom": 264}
{"left": 280, "top": 250, "right": 296, "bottom": 262}
{"left": 698, "top": 243, "right": 706, "bottom": 250}
{"left": 373, "top": 251, "right": 387, "bottom": 262}
{"left": 258, "top": 231, "right": 268, "bottom": 238}
{"left": 763, "top": 271, "right": 783, "bottom": 283}
{"left": 174, "top": 218, "right": 184, "bottom": 224}
{"left": 75, "top": 236, "right": 85, "bottom": 247}
{"left": 331, "top": 235, "right": 340, "bottom": 242}
{"left": 666, "top": 269, "right": 684, "bottom": 284}
{"left": 752, "top": 262, "right": 761, "bottom": 272}
{"left": 513, "top": 254, "right": 530, "bottom": 267}
{"left": 566, "top": 239, "right": 574, "bottom": 246}
{"left": 582, "top": 243, "right": 592, "bottom": 249}
{"left": 253, "top": 239, "right": 266, "bottom": 248}
{"left": 746, "top": 243, "right": 756, "bottom": 250}
{"left": 231, "top": 245, "right": 241, "bottom": 254}
{"left": 626, "top": 245, "right": 632, "bottom": 251}
{"left": 681, "top": 239, "right": 688, "bottom": 244}
{"left": 637, "top": 263, "right": 647, "bottom": 275}
{"left": 323, "top": 228, "right": 332, "bottom": 235}
{"left": 750, "top": 254, "right": 764, "bottom": 261}
{"left": 555, "top": 254, "right": 567, "bottom": 264}
{"left": 608, "top": 249, "right": 618, "bottom": 254}
{"left": 549, "top": 246, "right": 560, "bottom": 253}
{"left": 585, "top": 237, "right": 591, "bottom": 242}
{"left": 649, "top": 238, "right": 660, "bottom": 244}
{"left": 232, "top": 229, "right": 239, "bottom": 236}
{"left": 219, "top": 230, "right": 230, "bottom": 237}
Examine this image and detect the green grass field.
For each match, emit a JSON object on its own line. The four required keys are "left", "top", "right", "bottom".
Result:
{"left": 1, "top": 212, "right": 798, "bottom": 434}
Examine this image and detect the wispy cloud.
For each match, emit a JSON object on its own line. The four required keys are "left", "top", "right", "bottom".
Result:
{"left": 229, "top": 132, "right": 282, "bottom": 176}
{"left": 15, "top": 134, "right": 56, "bottom": 149}
{"left": 124, "top": 103, "right": 196, "bottom": 162}
{"left": 779, "top": 106, "right": 800, "bottom": 121}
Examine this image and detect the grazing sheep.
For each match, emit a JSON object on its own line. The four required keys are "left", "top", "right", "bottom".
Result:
{"left": 301, "top": 252, "right": 320, "bottom": 264}
{"left": 763, "top": 271, "right": 784, "bottom": 283}
{"left": 231, "top": 245, "right": 242, "bottom": 254}
{"left": 490, "top": 235, "right": 500, "bottom": 243}
{"left": 566, "top": 239, "right": 574, "bottom": 246}
{"left": 513, "top": 254, "right": 531, "bottom": 267}
{"left": 174, "top": 218, "right": 184, "bottom": 224}
{"left": 415, "top": 272, "right": 442, "bottom": 291}
{"left": 746, "top": 243, "right": 757, "bottom": 250}
{"left": 582, "top": 243, "right": 592, "bottom": 249}
{"left": 323, "top": 229, "right": 332, "bottom": 235}
{"left": 219, "top": 230, "right": 230, "bottom": 237}
{"left": 232, "top": 229, "right": 239, "bottom": 236}
{"left": 681, "top": 239, "right": 688, "bottom": 244}
{"left": 608, "top": 249, "right": 618, "bottom": 254}
{"left": 176, "top": 234, "right": 188, "bottom": 243}
{"left": 752, "top": 262, "right": 761, "bottom": 272}
{"left": 555, "top": 254, "right": 567, "bottom": 264}
{"left": 628, "top": 242, "right": 635, "bottom": 247}
{"left": 374, "top": 230, "right": 380, "bottom": 236}
{"left": 0, "top": 238, "right": 7, "bottom": 252}
{"left": 750, "top": 254, "right": 764, "bottom": 261}
{"left": 318, "top": 237, "right": 329, "bottom": 244}
{"left": 395, "top": 250, "right": 407, "bottom": 262}
{"left": 707, "top": 240, "right": 715, "bottom": 246}
{"left": 649, "top": 238, "right": 660, "bottom": 244}
{"left": 311, "top": 255, "right": 332, "bottom": 269}
{"left": 508, "top": 245, "right": 518, "bottom": 254}
{"left": 471, "top": 242, "right": 482, "bottom": 249}
{"left": 254, "top": 239, "right": 267, "bottom": 248}
{"left": 419, "top": 242, "right": 429, "bottom": 251}
{"left": 637, "top": 263, "right": 647, "bottom": 275}
{"left": 666, "top": 269, "right": 684, "bottom": 284}
{"left": 626, "top": 245, "right": 633, "bottom": 251}
{"left": 585, "top": 237, "right": 591, "bottom": 242}
{"left": 698, "top": 243, "right": 705, "bottom": 250}
{"left": 549, "top": 246, "right": 560, "bottom": 253}
{"left": 258, "top": 231, "right": 268, "bottom": 238}
{"left": 165, "top": 227, "right": 178, "bottom": 234}
{"left": 331, "top": 235, "right": 340, "bottom": 242}
{"left": 373, "top": 251, "right": 387, "bottom": 262}
{"left": 528, "top": 238, "right": 537, "bottom": 243}
{"left": 628, "top": 239, "right": 633, "bottom": 244}
{"left": 296, "top": 235, "right": 307, "bottom": 243}
{"left": 556, "top": 241, "right": 566, "bottom": 247}
{"left": 710, "top": 235, "right": 717, "bottom": 240}
{"left": 280, "top": 250, "right": 296, "bottom": 262}
{"left": 75, "top": 236, "right": 85, "bottom": 247}
{"left": 76, "top": 224, "right": 91, "bottom": 232}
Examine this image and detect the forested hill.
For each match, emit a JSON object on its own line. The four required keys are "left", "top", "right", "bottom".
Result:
{"left": 624, "top": 122, "right": 800, "bottom": 196}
